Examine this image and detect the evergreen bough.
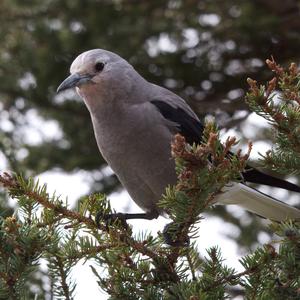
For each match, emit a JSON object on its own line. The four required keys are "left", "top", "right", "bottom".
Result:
{"left": 0, "top": 59, "right": 300, "bottom": 299}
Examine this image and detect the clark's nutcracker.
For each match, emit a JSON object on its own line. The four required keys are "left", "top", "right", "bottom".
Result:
{"left": 57, "top": 49, "right": 300, "bottom": 222}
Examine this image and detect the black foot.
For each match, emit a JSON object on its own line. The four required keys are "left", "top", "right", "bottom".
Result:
{"left": 95, "top": 211, "right": 159, "bottom": 230}
{"left": 96, "top": 212, "right": 129, "bottom": 230}
{"left": 162, "top": 222, "right": 190, "bottom": 247}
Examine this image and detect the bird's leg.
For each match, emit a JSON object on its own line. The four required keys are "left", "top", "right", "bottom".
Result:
{"left": 113, "top": 211, "right": 159, "bottom": 220}
{"left": 96, "top": 210, "right": 159, "bottom": 229}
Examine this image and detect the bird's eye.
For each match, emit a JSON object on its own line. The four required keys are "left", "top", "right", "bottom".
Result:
{"left": 95, "top": 62, "right": 105, "bottom": 72}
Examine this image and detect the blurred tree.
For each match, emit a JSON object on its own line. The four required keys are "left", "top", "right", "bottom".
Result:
{"left": 0, "top": 0, "right": 300, "bottom": 251}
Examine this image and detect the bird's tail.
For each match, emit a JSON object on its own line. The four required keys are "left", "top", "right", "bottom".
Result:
{"left": 243, "top": 168, "right": 300, "bottom": 193}
{"left": 215, "top": 183, "right": 300, "bottom": 221}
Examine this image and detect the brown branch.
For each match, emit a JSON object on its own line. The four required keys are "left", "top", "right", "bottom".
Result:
{"left": 0, "top": 172, "right": 180, "bottom": 283}
{"left": 67, "top": 243, "right": 121, "bottom": 260}
{"left": 0, "top": 172, "right": 104, "bottom": 230}
{"left": 55, "top": 255, "right": 71, "bottom": 300}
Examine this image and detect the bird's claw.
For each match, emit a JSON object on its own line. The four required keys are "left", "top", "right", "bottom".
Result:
{"left": 96, "top": 212, "right": 129, "bottom": 230}
{"left": 162, "top": 222, "right": 190, "bottom": 247}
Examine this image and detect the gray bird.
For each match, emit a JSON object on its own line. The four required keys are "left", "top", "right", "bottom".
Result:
{"left": 57, "top": 49, "right": 300, "bottom": 222}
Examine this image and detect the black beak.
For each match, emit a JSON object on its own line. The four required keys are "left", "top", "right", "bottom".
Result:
{"left": 57, "top": 73, "right": 92, "bottom": 93}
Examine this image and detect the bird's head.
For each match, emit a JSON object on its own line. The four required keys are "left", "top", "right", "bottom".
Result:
{"left": 57, "top": 49, "right": 134, "bottom": 103}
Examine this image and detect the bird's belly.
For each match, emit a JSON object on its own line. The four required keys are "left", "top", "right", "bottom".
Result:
{"left": 97, "top": 129, "right": 177, "bottom": 213}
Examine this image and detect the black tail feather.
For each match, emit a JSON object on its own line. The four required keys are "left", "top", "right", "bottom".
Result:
{"left": 243, "top": 168, "right": 300, "bottom": 193}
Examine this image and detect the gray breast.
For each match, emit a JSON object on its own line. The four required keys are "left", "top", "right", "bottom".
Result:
{"left": 90, "top": 103, "right": 177, "bottom": 214}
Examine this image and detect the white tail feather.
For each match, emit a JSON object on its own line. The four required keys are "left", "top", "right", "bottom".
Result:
{"left": 215, "top": 183, "right": 300, "bottom": 221}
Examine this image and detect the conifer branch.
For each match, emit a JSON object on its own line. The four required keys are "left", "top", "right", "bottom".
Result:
{"left": 1, "top": 64, "right": 300, "bottom": 298}
{"left": 246, "top": 57, "right": 300, "bottom": 174}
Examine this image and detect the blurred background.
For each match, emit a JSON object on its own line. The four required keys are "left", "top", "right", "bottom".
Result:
{"left": 1, "top": 0, "right": 300, "bottom": 298}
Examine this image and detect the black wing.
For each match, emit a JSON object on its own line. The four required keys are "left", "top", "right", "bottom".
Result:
{"left": 151, "top": 100, "right": 203, "bottom": 145}
{"left": 151, "top": 99, "right": 300, "bottom": 194}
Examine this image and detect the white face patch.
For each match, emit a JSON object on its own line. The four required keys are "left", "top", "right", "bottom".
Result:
{"left": 75, "top": 86, "right": 82, "bottom": 97}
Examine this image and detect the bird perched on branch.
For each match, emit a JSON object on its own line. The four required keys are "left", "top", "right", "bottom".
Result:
{"left": 57, "top": 49, "right": 300, "bottom": 223}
